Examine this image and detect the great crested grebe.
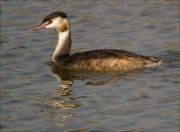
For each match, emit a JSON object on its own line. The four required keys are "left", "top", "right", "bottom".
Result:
{"left": 30, "top": 11, "right": 162, "bottom": 71}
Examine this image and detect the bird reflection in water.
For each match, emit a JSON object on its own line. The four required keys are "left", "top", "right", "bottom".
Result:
{"left": 40, "top": 63, "right": 141, "bottom": 128}
{"left": 51, "top": 62, "right": 140, "bottom": 86}
{"left": 49, "top": 62, "right": 140, "bottom": 110}
{"left": 50, "top": 62, "right": 126, "bottom": 110}
{"left": 48, "top": 75, "right": 81, "bottom": 110}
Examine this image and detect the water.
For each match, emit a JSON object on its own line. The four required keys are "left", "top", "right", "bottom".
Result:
{"left": 1, "top": 0, "right": 179, "bottom": 131}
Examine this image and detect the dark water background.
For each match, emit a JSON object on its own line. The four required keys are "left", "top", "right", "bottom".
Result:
{"left": 1, "top": 0, "right": 180, "bottom": 131}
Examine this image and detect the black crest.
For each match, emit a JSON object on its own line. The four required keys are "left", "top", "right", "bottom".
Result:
{"left": 42, "top": 11, "right": 67, "bottom": 24}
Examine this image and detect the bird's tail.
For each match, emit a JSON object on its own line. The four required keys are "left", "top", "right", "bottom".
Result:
{"left": 143, "top": 56, "right": 162, "bottom": 67}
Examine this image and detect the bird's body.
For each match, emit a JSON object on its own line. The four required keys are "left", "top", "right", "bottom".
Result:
{"left": 30, "top": 11, "right": 162, "bottom": 71}
{"left": 53, "top": 49, "right": 160, "bottom": 71}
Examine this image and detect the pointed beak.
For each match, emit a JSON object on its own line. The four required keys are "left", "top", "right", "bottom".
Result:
{"left": 29, "top": 24, "right": 47, "bottom": 31}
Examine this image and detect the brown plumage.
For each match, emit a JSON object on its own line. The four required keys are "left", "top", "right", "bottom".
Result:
{"left": 55, "top": 49, "right": 161, "bottom": 71}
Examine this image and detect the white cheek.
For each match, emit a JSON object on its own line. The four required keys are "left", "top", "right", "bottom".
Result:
{"left": 45, "top": 17, "right": 61, "bottom": 29}
{"left": 46, "top": 24, "right": 56, "bottom": 29}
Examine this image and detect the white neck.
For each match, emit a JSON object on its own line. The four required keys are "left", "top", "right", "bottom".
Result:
{"left": 52, "top": 30, "right": 71, "bottom": 62}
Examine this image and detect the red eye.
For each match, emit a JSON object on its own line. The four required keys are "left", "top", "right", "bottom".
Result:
{"left": 48, "top": 20, "right": 52, "bottom": 24}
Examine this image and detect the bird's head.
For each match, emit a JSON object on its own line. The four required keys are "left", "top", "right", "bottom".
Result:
{"left": 30, "top": 11, "right": 69, "bottom": 32}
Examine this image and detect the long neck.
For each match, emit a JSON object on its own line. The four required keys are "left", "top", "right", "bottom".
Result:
{"left": 52, "top": 28, "right": 71, "bottom": 63}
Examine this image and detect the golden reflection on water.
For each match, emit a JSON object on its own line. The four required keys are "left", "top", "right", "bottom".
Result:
{"left": 157, "top": 94, "right": 180, "bottom": 100}
{"left": 48, "top": 79, "right": 81, "bottom": 110}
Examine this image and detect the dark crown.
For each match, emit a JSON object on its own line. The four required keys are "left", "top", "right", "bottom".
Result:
{"left": 42, "top": 11, "right": 67, "bottom": 24}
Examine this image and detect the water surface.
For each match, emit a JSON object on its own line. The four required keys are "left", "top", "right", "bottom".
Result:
{"left": 1, "top": 0, "right": 179, "bottom": 131}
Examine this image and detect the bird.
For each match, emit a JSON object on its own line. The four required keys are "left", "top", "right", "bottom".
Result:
{"left": 30, "top": 11, "right": 162, "bottom": 71}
